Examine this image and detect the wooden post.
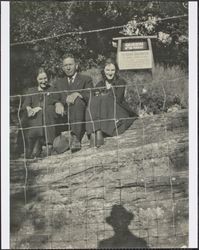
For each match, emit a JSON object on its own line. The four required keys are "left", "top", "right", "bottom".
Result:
{"left": 116, "top": 39, "right": 122, "bottom": 66}
{"left": 147, "top": 38, "right": 155, "bottom": 77}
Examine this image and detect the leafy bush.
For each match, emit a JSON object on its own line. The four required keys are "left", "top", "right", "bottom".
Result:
{"left": 123, "top": 65, "right": 188, "bottom": 114}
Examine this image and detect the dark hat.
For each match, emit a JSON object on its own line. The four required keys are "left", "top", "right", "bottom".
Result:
{"left": 53, "top": 134, "right": 70, "bottom": 154}
{"left": 106, "top": 205, "right": 134, "bottom": 226}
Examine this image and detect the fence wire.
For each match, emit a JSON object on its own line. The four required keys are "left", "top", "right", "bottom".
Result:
{"left": 10, "top": 76, "right": 188, "bottom": 249}
{"left": 10, "top": 14, "right": 188, "bottom": 47}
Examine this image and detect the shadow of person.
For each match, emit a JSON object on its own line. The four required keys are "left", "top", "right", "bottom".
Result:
{"left": 98, "top": 205, "right": 148, "bottom": 249}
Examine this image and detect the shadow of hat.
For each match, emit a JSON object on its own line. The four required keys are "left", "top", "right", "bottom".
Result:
{"left": 53, "top": 134, "right": 70, "bottom": 154}
{"left": 106, "top": 205, "right": 134, "bottom": 227}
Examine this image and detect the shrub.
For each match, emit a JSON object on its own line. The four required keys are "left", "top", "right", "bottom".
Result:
{"left": 125, "top": 65, "right": 188, "bottom": 114}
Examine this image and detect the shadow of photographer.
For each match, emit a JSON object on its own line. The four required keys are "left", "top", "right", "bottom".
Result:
{"left": 98, "top": 204, "right": 148, "bottom": 249}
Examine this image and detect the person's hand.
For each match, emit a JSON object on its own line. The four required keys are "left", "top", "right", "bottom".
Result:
{"left": 32, "top": 107, "right": 42, "bottom": 113}
{"left": 66, "top": 92, "right": 82, "bottom": 104}
{"left": 55, "top": 102, "right": 64, "bottom": 116}
{"left": 26, "top": 106, "right": 41, "bottom": 117}
{"left": 94, "top": 90, "right": 100, "bottom": 96}
{"left": 26, "top": 107, "right": 34, "bottom": 117}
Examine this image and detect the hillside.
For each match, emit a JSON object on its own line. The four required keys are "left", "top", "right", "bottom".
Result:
{"left": 10, "top": 109, "right": 188, "bottom": 249}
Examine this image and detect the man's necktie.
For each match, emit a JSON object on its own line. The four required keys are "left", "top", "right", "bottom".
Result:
{"left": 68, "top": 78, "right": 73, "bottom": 85}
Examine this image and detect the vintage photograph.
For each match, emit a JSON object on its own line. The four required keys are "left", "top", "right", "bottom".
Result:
{"left": 9, "top": 1, "right": 189, "bottom": 248}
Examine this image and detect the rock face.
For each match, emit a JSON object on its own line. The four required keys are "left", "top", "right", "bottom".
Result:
{"left": 10, "top": 110, "right": 188, "bottom": 249}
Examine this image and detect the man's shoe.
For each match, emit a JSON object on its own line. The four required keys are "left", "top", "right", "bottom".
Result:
{"left": 96, "top": 130, "right": 104, "bottom": 148}
{"left": 70, "top": 135, "right": 81, "bottom": 153}
{"left": 31, "top": 138, "right": 42, "bottom": 158}
{"left": 41, "top": 144, "right": 53, "bottom": 157}
{"left": 26, "top": 138, "right": 34, "bottom": 159}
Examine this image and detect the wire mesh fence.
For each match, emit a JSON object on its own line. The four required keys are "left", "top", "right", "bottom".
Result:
{"left": 10, "top": 77, "right": 188, "bottom": 249}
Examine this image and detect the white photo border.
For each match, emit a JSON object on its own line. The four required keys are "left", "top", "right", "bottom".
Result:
{"left": 1, "top": 1, "right": 10, "bottom": 249}
{"left": 1, "top": 1, "right": 198, "bottom": 248}
{"left": 188, "top": 1, "right": 198, "bottom": 248}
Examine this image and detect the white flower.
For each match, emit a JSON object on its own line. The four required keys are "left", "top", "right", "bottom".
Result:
{"left": 158, "top": 32, "right": 172, "bottom": 45}
{"left": 142, "top": 88, "right": 147, "bottom": 94}
{"left": 178, "top": 35, "right": 188, "bottom": 43}
{"left": 158, "top": 31, "right": 164, "bottom": 40}
{"left": 135, "top": 28, "right": 140, "bottom": 35}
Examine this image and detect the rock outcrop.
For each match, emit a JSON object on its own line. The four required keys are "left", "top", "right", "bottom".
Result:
{"left": 10, "top": 110, "right": 188, "bottom": 249}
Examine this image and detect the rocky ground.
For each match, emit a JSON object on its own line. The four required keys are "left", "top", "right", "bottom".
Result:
{"left": 10, "top": 109, "right": 188, "bottom": 249}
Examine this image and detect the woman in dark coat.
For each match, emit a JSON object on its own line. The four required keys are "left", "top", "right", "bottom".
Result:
{"left": 19, "top": 68, "right": 58, "bottom": 158}
{"left": 86, "top": 58, "right": 138, "bottom": 147}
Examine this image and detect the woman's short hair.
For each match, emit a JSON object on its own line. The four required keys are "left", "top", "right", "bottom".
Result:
{"left": 101, "top": 58, "right": 119, "bottom": 81}
{"left": 36, "top": 67, "right": 47, "bottom": 78}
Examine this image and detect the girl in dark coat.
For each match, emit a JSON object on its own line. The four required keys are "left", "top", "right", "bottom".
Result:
{"left": 86, "top": 58, "right": 138, "bottom": 147}
{"left": 19, "top": 68, "right": 58, "bottom": 158}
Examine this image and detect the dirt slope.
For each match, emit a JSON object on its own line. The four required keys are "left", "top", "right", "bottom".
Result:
{"left": 10, "top": 110, "right": 188, "bottom": 249}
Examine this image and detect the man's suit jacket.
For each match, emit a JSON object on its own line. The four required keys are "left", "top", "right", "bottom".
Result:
{"left": 53, "top": 73, "right": 93, "bottom": 106}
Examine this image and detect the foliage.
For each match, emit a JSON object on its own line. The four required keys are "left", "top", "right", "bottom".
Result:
{"left": 122, "top": 65, "right": 188, "bottom": 114}
{"left": 10, "top": 1, "right": 188, "bottom": 94}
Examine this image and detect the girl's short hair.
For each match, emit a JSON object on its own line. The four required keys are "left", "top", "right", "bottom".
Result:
{"left": 35, "top": 67, "right": 48, "bottom": 79}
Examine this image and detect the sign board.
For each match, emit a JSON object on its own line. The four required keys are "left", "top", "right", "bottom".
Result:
{"left": 122, "top": 40, "right": 148, "bottom": 51}
{"left": 118, "top": 50, "right": 153, "bottom": 70}
{"left": 112, "top": 36, "right": 156, "bottom": 71}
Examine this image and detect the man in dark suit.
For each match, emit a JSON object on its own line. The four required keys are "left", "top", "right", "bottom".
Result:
{"left": 54, "top": 53, "right": 93, "bottom": 153}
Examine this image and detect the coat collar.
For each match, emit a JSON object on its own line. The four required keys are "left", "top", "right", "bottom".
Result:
{"left": 65, "top": 72, "right": 80, "bottom": 89}
{"left": 101, "top": 77, "right": 122, "bottom": 86}
{"left": 67, "top": 72, "right": 77, "bottom": 83}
